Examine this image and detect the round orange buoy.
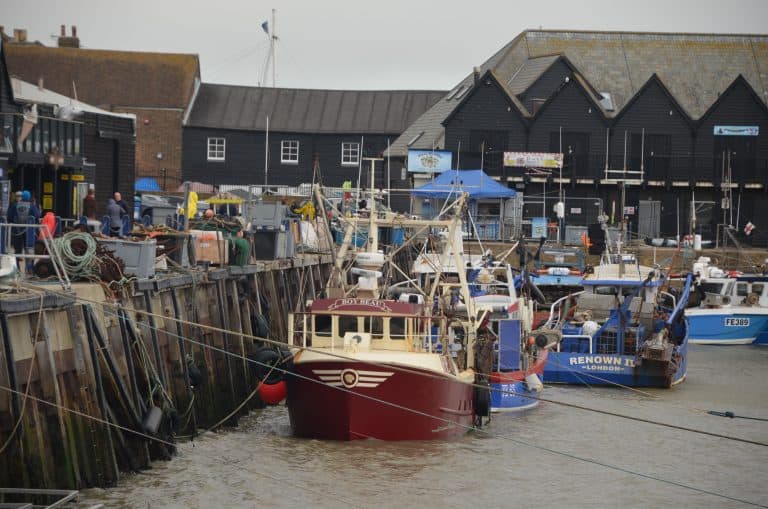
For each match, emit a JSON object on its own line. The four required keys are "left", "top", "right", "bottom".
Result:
{"left": 258, "top": 380, "right": 287, "bottom": 404}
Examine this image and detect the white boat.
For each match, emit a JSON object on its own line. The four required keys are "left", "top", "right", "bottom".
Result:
{"left": 686, "top": 257, "right": 768, "bottom": 345}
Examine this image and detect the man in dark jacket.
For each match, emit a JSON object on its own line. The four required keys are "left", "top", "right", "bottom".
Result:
{"left": 114, "top": 191, "right": 131, "bottom": 218}
{"left": 106, "top": 198, "right": 123, "bottom": 236}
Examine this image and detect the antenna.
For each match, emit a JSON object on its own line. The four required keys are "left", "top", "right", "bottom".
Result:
{"left": 260, "top": 9, "right": 278, "bottom": 87}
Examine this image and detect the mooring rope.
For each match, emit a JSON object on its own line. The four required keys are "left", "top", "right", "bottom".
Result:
{"left": 0, "top": 384, "right": 361, "bottom": 508}
{"left": 8, "top": 283, "right": 768, "bottom": 507}
{"left": 25, "top": 281, "right": 768, "bottom": 449}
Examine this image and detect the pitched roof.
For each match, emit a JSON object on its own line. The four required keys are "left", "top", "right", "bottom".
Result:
{"left": 185, "top": 83, "right": 445, "bottom": 134}
{"left": 522, "top": 30, "right": 768, "bottom": 118}
{"left": 390, "top": 29, "right": 768, "bottom": 156}
{"left": 507, "top": 54, "right": 561, "bottom": 95}
{"left": 4, "top": 43, "right": 200, "bottom": 110}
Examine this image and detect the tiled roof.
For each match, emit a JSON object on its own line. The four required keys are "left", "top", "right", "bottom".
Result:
{"left": 524, "top": 30, "right": 768, "bottom": 118}
{"left": 185, "top": 83, "right": 445, "bottom": 134}
{"left": 507, "top": 54, "right": 561, "bottom": 95}
{"left": 4, "top": 44, "right": 200, "bottom": 110}
{"left": 389, "top": 29, "right": 768, "bottom": 156}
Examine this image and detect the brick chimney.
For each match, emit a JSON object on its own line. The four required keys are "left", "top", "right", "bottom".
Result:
{"left": 13, "top": 28, "right": 27, "bottom": 42}
{"left": 58, "top": 25, "right": 79, "bottom": 48}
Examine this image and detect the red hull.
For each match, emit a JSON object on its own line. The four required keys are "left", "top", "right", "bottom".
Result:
{"left": 286, "top": 360, "right": 474, "bottom": 440}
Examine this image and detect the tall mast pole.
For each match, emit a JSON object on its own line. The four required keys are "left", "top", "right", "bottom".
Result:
{"left": 271, "top": 8, "right": 277, "bottom": 87}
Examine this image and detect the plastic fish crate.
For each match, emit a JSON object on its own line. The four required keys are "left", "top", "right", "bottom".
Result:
{"left": 98, "top": 238, "right": 157, "bottom": 278}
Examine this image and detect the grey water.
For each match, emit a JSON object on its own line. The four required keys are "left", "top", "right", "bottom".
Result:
{"left": 82, "top": 345, "right": 768, "bottom": 508}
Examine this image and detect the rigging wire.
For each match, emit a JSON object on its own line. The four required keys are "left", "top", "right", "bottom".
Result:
{"left": 0, "top": 385, "right": 360, "bottom": 508}
{"left": 21, "top": 281, "right": 767, "bottom": 449}
{"left": 4, "top": 281, "right": 765, "bottom": 505}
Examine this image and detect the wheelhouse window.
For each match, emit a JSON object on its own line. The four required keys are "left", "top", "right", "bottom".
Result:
{"left": 389, "top": 317, "right": 406, "bottom": 340}
{"left": 341, "top": 142, "right": 360, "bottom": 166}
{"left": 281, "top": 140, "right": 299, "bottom": 164}
{"left": 313, "top": 314, "right": 332, "bottom": 339}
{"left": 207, "top": 137, "right": 225, "bottom": 161}
{"left": 338, "top": 316, "right": 358, "bottom": 337}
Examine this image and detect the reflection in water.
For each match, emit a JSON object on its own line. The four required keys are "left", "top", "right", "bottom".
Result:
{"left": 82, "top": 346, "right": 768, "bottom": 508}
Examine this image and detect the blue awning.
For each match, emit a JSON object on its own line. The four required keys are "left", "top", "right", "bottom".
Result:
{"left": 412, "top": 170, "right": 516, "bottom": 199}
{"left": 135, "top": 177, "right": 161, "bottom": 192}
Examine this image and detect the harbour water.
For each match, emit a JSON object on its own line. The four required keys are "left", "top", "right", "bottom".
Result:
{"left": 81, "top": 345, "right": 768, "bottom": 508}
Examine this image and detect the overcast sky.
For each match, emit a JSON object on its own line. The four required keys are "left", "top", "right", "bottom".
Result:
{"left": 2, "top": 0, "right": 767, "bottom": 91}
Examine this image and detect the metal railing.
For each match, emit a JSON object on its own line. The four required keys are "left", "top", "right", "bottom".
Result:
{"left": 0, "top": 221, "right": 72, "bottom": 290}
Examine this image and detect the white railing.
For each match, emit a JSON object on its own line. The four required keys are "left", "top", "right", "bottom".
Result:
{"left": 556, "top": 334, "right": 594, "bottom": 354}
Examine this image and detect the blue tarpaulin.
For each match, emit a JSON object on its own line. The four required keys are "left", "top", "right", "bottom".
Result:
{"left": 411, "top": 170, "right": 516, "bottom": 199}
{"left": 134, "top": 177, "right": 162, "bottom": 192}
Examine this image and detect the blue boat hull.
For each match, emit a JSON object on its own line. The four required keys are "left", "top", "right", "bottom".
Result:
{"left": 686, "top": 311, "right": 768, "bottom": 345}
{"left": 490, "top": 380, "right": 540, "bottom": 412}
{"left": 544, "top": 349, "right": 687, "bottom": 387}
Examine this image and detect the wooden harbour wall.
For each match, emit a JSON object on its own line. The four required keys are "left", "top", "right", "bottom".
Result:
{"left": 0, "top": 254, "right": 332, "bottom": 489}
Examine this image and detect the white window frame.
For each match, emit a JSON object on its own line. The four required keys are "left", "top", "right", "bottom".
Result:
{"left": 207, "top": 137, "right": 226, "bottom": 161}
{"left": 281, "top": 140, "right": 299, "bottom": 164}
{"left": 341, "top": 142, "right": 360, "bottom": 166}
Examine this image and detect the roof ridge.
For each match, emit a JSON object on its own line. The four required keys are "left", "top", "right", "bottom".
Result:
{"left": 523, "top": 28, "right": 768, "bottom": 38}
{"left": 7, "top": 42, "right": 199, "bottom": 58}
{"left": 201, "top": 82, "right": 447, "bottom": 94}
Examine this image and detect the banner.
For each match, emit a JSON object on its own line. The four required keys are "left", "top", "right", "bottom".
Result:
{"left": 407, "top": 150, "right": 452, "bottom": 173}
{"left": 503, "top": 151, "right": 563, "bottom": 168}
{"left": 713, "top": 126, "right": 759, "bottom": 136}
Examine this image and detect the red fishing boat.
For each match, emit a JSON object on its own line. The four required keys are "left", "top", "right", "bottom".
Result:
{"left": 286, "top": 189, "right": 483, "bottom": 440}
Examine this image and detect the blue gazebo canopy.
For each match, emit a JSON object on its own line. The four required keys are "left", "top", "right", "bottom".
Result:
{"left": 135, "top": 177, "right": 162, "bottom": 192}
{"left": 411, "top": 170, "right": 516, "bottom": 199}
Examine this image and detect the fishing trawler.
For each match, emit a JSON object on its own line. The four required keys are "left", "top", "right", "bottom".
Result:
{"left": 285, "top": 190, "right": 486, "bottom": 440}
{"left": 410, "top": 235, "right": 552, "bottom": 412}
{"left": 686, "top": 257, "right": 768, "bottom": 345}
{"left": 539, "top": 226, "right": 692, "bottom": 387}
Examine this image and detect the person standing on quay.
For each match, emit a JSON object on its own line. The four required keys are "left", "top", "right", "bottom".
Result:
{"left": 106, "top": 198, "right": 123, "bottom": 237}
{"left": 83, "top": 188, "right": 97, "bottom": 220}
{"left": 114, "top": 191, "right": 130, "bottom": 218}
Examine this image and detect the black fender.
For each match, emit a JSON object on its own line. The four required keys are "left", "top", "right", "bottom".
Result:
{"left": 250, "top": 346, "right": 292, "bottom": 385}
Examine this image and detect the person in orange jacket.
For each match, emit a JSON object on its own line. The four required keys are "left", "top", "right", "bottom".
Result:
{"left": 39, "top": 210, "right": 56, "bottom": 240}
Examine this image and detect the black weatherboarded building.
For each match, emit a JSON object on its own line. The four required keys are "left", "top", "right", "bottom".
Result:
{"left": 389, "top": 30, "right": 768, "bottom": 244}
{"left": 182, "top": 84, "right": 444, "bottom": 205}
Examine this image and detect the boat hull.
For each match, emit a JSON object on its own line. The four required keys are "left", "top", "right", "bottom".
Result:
{"left": 543, "top": 347, "right": 687, "bottom": 388}
{"left": 286, "top": 359, "right": 474, "bottom": 440}
{"left": 490, "top": 350, "right": 547, "bottom": 412}
{"left": 686, "top": 309, "right": 768, "bottom": 345}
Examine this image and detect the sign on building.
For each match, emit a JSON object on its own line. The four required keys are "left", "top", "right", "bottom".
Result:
{"left": 407, "top": 150, "right": 453, "bottom": 173}
{"left": 713, "top": 126, "right": 759, "bottom": 136}
{"left": 503, "top": 152, "right": 563, "bottom": 168}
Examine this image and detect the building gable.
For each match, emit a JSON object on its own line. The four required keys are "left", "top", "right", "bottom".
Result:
{"left": 518, "top": 57, "right": 576, "bottom": 115}
{"left": 612, "top": 74, "right": 694, "bottom": 129}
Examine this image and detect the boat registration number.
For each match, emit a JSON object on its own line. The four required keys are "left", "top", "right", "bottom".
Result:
{"left": 724, "top": 317, "right": 750, "bottom": 327}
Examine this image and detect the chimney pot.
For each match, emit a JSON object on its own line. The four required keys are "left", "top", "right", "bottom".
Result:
{"left": 38, "top": 77, "right": 44, "bottom": 90}
{"left": 71, "top": 25, "right": 77, "bottom": 38}
{"left": 473, "top": 66, "right": 481, "bottom": 83}
{"left": 60, "top": 25, "right": 65, "bottom": 37}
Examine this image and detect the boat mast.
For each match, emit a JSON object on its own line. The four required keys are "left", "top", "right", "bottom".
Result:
{"left": 363, "top": 156, "right": 383, "bottom": 252}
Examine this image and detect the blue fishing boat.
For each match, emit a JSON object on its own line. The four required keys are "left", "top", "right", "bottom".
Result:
{"left": 539, "top": 253, "right": 692, "bottom": 387}
{"left": 686, "top": 257, "right": 768, "bottom": 345}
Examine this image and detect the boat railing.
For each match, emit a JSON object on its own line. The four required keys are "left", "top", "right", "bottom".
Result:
{"left": 660, "top": 291, "right": 677, "bottom": 310}
{"left": 556, "top": 334, "right": 593, "bottom": 354}
{"left": 545, "top": 291, "right": 584, "bottom": 329}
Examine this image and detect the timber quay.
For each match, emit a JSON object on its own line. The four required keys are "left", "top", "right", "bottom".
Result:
{"left": 0, "top": 253, "right": 332, "bottom": 490}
